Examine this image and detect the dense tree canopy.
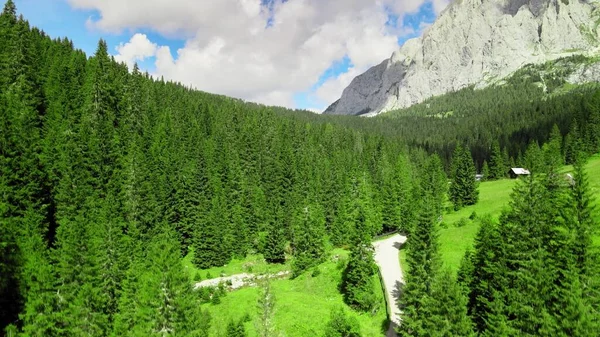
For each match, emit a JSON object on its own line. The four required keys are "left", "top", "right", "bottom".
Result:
{"left": 1, "top": 1, "right": 599, "bottom": 335}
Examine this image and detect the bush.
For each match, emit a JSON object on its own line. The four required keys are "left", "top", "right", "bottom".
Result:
{"left": 469, "top": 211, "right": 477, "bottom": 220}
{"left": 439, "top": 222, "right": 448, "bottom": 229}
{"left": 226, "top": 318, "right": 248, "bottom": 337}
{"left": 455, "top": 217, "right": 470, "bottom": 228}
{"left": 197, "top": 287, "right": 213, "bottom": 304}
{"left": 324, "top": 307, "right": 361, "bottom": 337}
{"left": 311, "top": 268, "right": 321, "bottom": 277}
{"left": 211, "top": 291, "right": 222, "bottom": 305}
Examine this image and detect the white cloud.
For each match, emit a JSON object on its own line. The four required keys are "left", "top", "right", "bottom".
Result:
{"left": 68, "top": 0, "right": 444, "bottom": 109}
{"left": 114, "top": 33, "right": 158, "bottom": 69}
{"left": 431, "top": 0, "right": 451, "bottom": 15}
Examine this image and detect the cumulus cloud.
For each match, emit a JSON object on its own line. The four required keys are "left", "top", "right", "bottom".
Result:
{"left": 68, "top": 0, "right": 446, "bottom": 109}
{"left": 114, "top": 33, "right": 158, "bottom": 69}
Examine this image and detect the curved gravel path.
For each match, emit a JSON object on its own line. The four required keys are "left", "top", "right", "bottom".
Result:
{"left": 373, "top": 234, "right": 407, "bottom": 337}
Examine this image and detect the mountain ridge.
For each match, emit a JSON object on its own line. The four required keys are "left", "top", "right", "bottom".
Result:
{"left": 324, "top": 0, "right": 600, "bottom": 116}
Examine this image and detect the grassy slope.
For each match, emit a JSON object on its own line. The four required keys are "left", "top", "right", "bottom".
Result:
{"left": 185, "top": 249, "right": 388, "bottom": 337}
{"left": 401, "top": 154, "right": 600, "bottom": 274}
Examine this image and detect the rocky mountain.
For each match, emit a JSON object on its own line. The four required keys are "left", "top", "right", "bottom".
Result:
{"left": 324, "top": 0, "right": 600, "bottom": 116}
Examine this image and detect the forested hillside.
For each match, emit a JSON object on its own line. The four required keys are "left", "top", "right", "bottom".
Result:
{"left": 307, "top": 56, "right": 600, "bottom": 170}
{"left": 0, "top": 1, "right": 432, "bottom": 335}
{"left": 1, "top": 0, "right": 599, "bottom": 336}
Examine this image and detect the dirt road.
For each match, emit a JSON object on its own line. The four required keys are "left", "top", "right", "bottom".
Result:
{"left": 372, "top": 234, "right": 407, "bottom": 337}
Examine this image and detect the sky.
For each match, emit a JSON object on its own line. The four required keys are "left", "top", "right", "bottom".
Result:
{"left": 15, "top": 0, "right": 450, "bottom": 112}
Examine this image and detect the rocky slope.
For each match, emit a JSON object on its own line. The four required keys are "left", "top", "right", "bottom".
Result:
{"left": 324, "top": 0, "right": 600, "bottom": 116}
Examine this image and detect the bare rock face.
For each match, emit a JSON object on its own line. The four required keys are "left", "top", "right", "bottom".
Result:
{"left": 324, "top": 0, "right": 600, "bottom": 116}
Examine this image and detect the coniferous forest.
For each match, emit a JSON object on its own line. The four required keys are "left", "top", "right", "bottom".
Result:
{"left": 1, "top": 0, "right": 599, "bottom": 336}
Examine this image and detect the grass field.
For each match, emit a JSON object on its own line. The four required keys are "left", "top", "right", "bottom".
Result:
{"left": 185, "top": 248, "right": 388, "bottom": 337}
{"left": 400, "top": 154, "right": 600, "bottom": 274}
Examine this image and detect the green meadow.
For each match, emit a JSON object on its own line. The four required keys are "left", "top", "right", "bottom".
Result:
{"left": 185, "top": 248, "right": 388, "bottom": 337}
{"left": 401, "top": 154, "right": 600, "bottom": 274}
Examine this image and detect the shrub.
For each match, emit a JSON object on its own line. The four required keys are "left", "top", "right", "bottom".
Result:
{"left": 324, "top": 307, "right": 361, "bottom": 337}
{"left": 311, "top": 268, "right": 321, "bottom": 277}
{"left": 455, "top": 217, "right": 470, "bottom": 228}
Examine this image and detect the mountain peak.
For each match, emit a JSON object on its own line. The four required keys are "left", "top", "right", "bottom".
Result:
{"left": 324, "top": 0, "right": 600, "bottom": 116}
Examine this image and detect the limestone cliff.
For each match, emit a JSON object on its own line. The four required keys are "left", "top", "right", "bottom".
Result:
{"left": 324, "top": 0, "right": 600, "bottom": 116}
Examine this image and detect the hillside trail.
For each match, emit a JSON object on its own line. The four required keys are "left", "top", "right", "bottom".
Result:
{"left": 372, "top": 234, "right": 407, "bottom": 337}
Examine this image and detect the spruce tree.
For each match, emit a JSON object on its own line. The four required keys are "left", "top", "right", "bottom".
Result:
{"left": 398, "top": 194, "right": 440, "bottom": 337}
{"left": 488, "top": 141, "right": 505, "bottom": 180}
{"left": 341, "top": 243, "right": 377, "bottom": 312}
{"left": 124, "top": 227, "right": 211, "bottom": 337}
{"left": 449, "top": 145, "right": 478, "bottom": 210}
{"left": 291, "top": 203, "right": 326, "bottom": 277}
{"left": 263, "top": 207, "right": 286, "bottom": 264}
{"left": 421, "top": 270, "right": 474, "bottom": 336}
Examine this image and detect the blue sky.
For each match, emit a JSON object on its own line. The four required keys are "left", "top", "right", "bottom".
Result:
{"left": 14, "top": 0, "right": 443, "bottom": 111}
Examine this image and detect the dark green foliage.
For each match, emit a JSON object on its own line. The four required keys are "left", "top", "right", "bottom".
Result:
{"left": 112, "top": 228, "right": 211, "bottom": 337}
{"left": 226, "top": 318, "right": 247, "bottom": 337}
{"left": 291, "top": 203, "right": 326, "bottom": 277}
{"left": 465, "top": 162, "right": 600, "bottom": 335}
{"left": 421, "top": 270, "right": 474, "bottom": 336}
{"left": 481, "top": 160, "right": 489, "bottom": 181}
{"left": 487, "top": 141, "right": 506, "bottom": 180}
{"left": 449, "top": 145, "right": 479, "bottom": 210}
{"left": 323, "top": 307, "right": 361, "bottom": 337}
{"left": 419, "top": 154, "right": 447, "bottom": 224}
{"left": 264, "top": 207, "right": 287, "bottom": 264}
{"left": 2, "top": 1, "right": 600, "bottom": 335}
{"left": 341, "top": 244, "right": 377, "bottom": 312}
{"left": 398, "top": 196, "right": 441, "bottom": 337}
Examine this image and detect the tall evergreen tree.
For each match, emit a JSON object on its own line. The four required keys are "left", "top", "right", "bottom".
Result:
{"left": 449, "top": 145, "right": 478, "bottom": 210}
{"left": 341, "top": 243, "right": 377, "bottom": 312}
{"left": 487, "top": 141, "right": 505, "bottom": 180}
{"left": 113, "top": 227, "right": 211, "bottom": 337}
{"left": 291, "top": 203, "right": 326, "bottom": 276}
{"left": 263, "top": 207, "right": 287, "bottom": 264}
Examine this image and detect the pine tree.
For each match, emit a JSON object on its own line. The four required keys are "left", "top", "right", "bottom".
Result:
{"left": 449, "top": 145, "right": 478, "bottom": 210}
{"left": 263, "top": 207, "right": 286, "bottom": 264}
{"left": 291, "top": 203, "right": 326, "bottom": 277}
{"left": 564, "top": 120, "right": 582, "bottom": 165}
{"left": 542, "top": 124, "right": 564, "bottom": 169}
{"left": 419, "top": 154, "right": 447, "bottom": 223}
{"left": 421, "top": 270, "right": 474, "bottom": 336}
{"left": 524, "top": 140, "right": 544, "bottom": 174}
{"left": 192, "top": 178, "right": 230, "bottom": 269}
{"left": 113, "top": 227, "right": 211, "bottom": 337}
{"left": 481, "top": 160, "right": 489, "bottom": 181}
{"left": 398, "top": 194, "right": 441, "bottom": 337}
{"left": 341, "top": 243, "right": 377, "bottom": 312}
{"left": 488, "top": 141, "right": 505, "bottom": 180}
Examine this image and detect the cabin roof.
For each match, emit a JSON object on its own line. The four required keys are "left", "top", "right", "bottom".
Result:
{"left": 510, "top": 168, "right": 530, "bottom": 175}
